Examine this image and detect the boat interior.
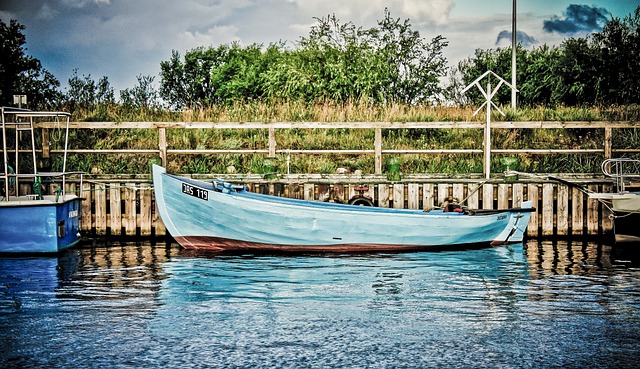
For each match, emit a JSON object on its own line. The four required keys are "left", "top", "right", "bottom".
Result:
{"left": 1, "top": 107, "right": 84, "bottom": 203}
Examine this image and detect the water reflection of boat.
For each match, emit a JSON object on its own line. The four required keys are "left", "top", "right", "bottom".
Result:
{"left": 152, "top": 164, "right": 535, "bottom": 253}
{"left": 0, "top": 250, "right": 81, "bottom": 314}
{"left": 589, "top": 158, "right": 640, "bottom": 244}
{"left": 0, "top": 108, "right": 83, "bottom": 253}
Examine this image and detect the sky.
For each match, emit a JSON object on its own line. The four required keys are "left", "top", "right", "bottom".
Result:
{"left": 1, "top": 0, "right": 638, "bottom": 95}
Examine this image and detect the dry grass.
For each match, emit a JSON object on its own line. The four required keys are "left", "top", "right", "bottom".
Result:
{"left": 62, "top": 102, "right": 639, "bottom": 175}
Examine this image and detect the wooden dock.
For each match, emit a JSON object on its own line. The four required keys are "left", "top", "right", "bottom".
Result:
{"left": 40, "top": 175, "right": 613, "bottom": 239}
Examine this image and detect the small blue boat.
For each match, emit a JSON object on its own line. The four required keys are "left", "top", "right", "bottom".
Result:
{"left": 0, "top": 108, "right": 83, "bottom": 253}
{"left": 153, "top": 164, "right": 534, "bottom": 253}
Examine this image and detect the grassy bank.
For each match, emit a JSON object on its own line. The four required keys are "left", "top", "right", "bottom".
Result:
{"left": 60, "top": 102, "right": 640, "bottom": 176}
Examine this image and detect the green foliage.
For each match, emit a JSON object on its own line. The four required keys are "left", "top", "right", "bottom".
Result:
{"left": 64, "top": 69, "right": 116, "bottom": 115}
{"left": 0, "top": 19, "right": 61, "bottom": 109}
{"left": 120, "top": 75, "right": 161, "bottom": 111}
{"left": 375, "top": 10, "right": 449, "bottom": 104}
{"left": 592, "top": 7, "right": 640, "bottom": 104}
{"left": 159, "top": 10, "right": 448, "bottom": 107}
{"left": 182, "top": 156, "right": 213, "bottom": 174}
{"left": 159, "top": 43, "right": 276, "bottom": 108}
{"left": 51, "top": 102, "right": 638, "bottom": 175}
{"left": 450, "top": 5, "right": 640, "bottom": 107}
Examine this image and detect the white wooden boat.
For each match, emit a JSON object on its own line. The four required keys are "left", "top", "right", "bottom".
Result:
{"left": 152, "top": 164, "right": 534, "bottom": 253}
{"left": 589, "top": 158, "right": 640, "bottom": 243}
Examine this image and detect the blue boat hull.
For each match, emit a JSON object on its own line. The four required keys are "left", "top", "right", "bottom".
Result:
{"left": 0, "top": 196, "right": 81, "bottom": 253}
{"left": 153, "top": 165, "right": 534, "bottom": 253}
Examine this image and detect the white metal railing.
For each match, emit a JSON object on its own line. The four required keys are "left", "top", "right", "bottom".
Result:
{"left": 1, "top": 107, "right": 84, "bottom": 201}
{"left": 601, "top": 158, "right": 640, "bottom": 192}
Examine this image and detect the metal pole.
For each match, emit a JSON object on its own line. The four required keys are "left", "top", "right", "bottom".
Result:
{"left": 511, "top": 0, "right": 517, "bottom": 110}
{"left": 485, "top": 81, "right": 492, "bottom": 179}
{"left": 1, "top": 107, "right": 9, "bottom": 198}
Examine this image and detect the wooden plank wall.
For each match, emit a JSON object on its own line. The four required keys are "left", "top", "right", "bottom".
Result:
{"left": 59, "top": 179, "right": 613, "bottom": 239}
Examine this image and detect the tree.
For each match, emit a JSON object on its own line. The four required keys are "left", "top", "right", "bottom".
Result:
{"left": 555, "top": 38, "right": 601, "bottom": 106}
{"left": 519, "top": 45, "right": 563, "bottom": 106}
{"left": 375, "top": 9, "right": 449, "bottom": 104}
{"left": 120, "top": 75, "right": 160, "bottom": 110}
{"left": 160, "top": 43, "right": 278, "bottom": 108}
{"left": 0, "top": 19, "right": 61, "bottom": 109}
{"left": 271, "top": 14, "right": 382, "bottom": 102}
{"left": 159, "top": 10, "right": 450, "bottom": 107}
{"left": 64, "top": 69, "right": 115, "bottom": 112}
{"left": 283, "top": 10, "right": 449, "bottom": 104}
{"left": 450, "top": 47, "right": 516, "bottom": 106}
{"left": 451, "top": 5, "right": 640, "bottom": 107}
{"left": 591, "top": 6, "right": 640, "bottom": 104}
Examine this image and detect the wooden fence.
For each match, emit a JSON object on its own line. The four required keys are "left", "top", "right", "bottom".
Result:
{"left": 34, "top": 120, "right": 640, "bottom": 175}
{"left": 54, "top": 176, "right": 612, "bottom": 239}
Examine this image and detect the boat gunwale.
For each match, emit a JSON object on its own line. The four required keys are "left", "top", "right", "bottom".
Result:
{"left": 0, "top": 194, "right": 80, "bottom": 207}
{"left": 164, "top": 172, "right": 534, "bottom": 217}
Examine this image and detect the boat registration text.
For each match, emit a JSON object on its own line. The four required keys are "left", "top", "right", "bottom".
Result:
{"left": 182, "top": 183, "right": 209, "bottom": 201}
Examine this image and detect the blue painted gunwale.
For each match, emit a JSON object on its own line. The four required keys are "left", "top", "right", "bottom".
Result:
{"left": 153, "top": 165, "right": 534, "bottom": 253}
{"left": 0, "top": 195, "right": 81, "bottom": 254}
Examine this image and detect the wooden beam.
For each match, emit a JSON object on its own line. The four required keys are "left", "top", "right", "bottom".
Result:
{"left": 541, "top": 183, "right": 555, "bottom": 236}
{"left": 33, "top": 120, "right": 640, "bottom": 130}
{"left": 41, "top": 128, "right": 50, "bottom": 158}
{"left": 268, "top": 127, "right": 276, "bottom": 158}
{"left": 604, "top": 127, "right": 612, "bottom": 160}
{"left": 158, "top": 127, "right": 167, "bottom": 167}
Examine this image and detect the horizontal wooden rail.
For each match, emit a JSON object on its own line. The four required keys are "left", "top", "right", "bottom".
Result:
{"left": 34, "top": 120, "right": 640, "bottom": 129}
{"left": 36, "top": 148, "right": 634, "bottom": 155}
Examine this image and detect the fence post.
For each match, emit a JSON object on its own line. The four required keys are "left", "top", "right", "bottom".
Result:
{"left": 158, "top": 127, "right": 167, "bottom": 167}
{"left": 41, "top": 128, "right": 50, "bottom": 168}
{"left": 268, "top": 127, "right": 276, "bottom": 158}
{"left": 375, "top": 127, "right": 382, "bottom": 174}
{"left": 604, "top": 127, "right": 612, "bottom": 159}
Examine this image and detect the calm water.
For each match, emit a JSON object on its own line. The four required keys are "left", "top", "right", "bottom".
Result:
{"left": 1, "top": 240, "right": 639, "bottom": 369}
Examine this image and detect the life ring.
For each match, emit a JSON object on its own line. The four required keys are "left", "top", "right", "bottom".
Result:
{"left": 348, "top": 196, "right": 374, "bottom": 206}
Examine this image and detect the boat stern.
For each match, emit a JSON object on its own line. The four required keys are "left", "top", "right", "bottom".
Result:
{"left": 0, "top": 196, "right": 81, "bottom": 253}
{"left": 491, "top": 200, "right": 534, "bottom": 245}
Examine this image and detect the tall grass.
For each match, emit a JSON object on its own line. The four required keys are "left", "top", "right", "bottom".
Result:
{"left": 61, "top": 102, "right": 640, "bottom": 175}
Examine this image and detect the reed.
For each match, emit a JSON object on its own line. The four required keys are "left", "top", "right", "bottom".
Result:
{"left": 60, "top": 102, "right": 639, "bottom": 175}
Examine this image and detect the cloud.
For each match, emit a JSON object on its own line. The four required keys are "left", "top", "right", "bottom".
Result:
{"left": 543, "top": 4, "right": 611, "bottom": 34}
{"left": 176, "top": 26, "right": 242, "bottom": 51}
{"left": 495, "top": 30, "right": 537, "bottom": 48}
{"left": 0, "top": 10, "right": 15, "bottom": 21}
{"left": 287, "top": 0, "right": 454, "bottom": 25}
{"left": 4, "top": 0, "right": 614, "bottom": 94}
{"left": 60, "top": 0, "right": 110, "bottom": 8}
{"left": 35, "top": 3, "right": 58, "bottom": 20}
{"left": 400, "top": 0, "right": 454, "bottom": 25}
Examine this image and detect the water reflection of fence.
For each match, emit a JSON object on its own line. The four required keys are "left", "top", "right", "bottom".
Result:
{"left": 524, "top": 240, "right": 613, "bottom": 277}
{"left": 57, "top": 243, "right": 180, "bottom": 302}
{"left": 64, "top": 240, "right": 628, "bottom": 279}
{"left": 40, "top": 177, "right": 614, "bottom": 239}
